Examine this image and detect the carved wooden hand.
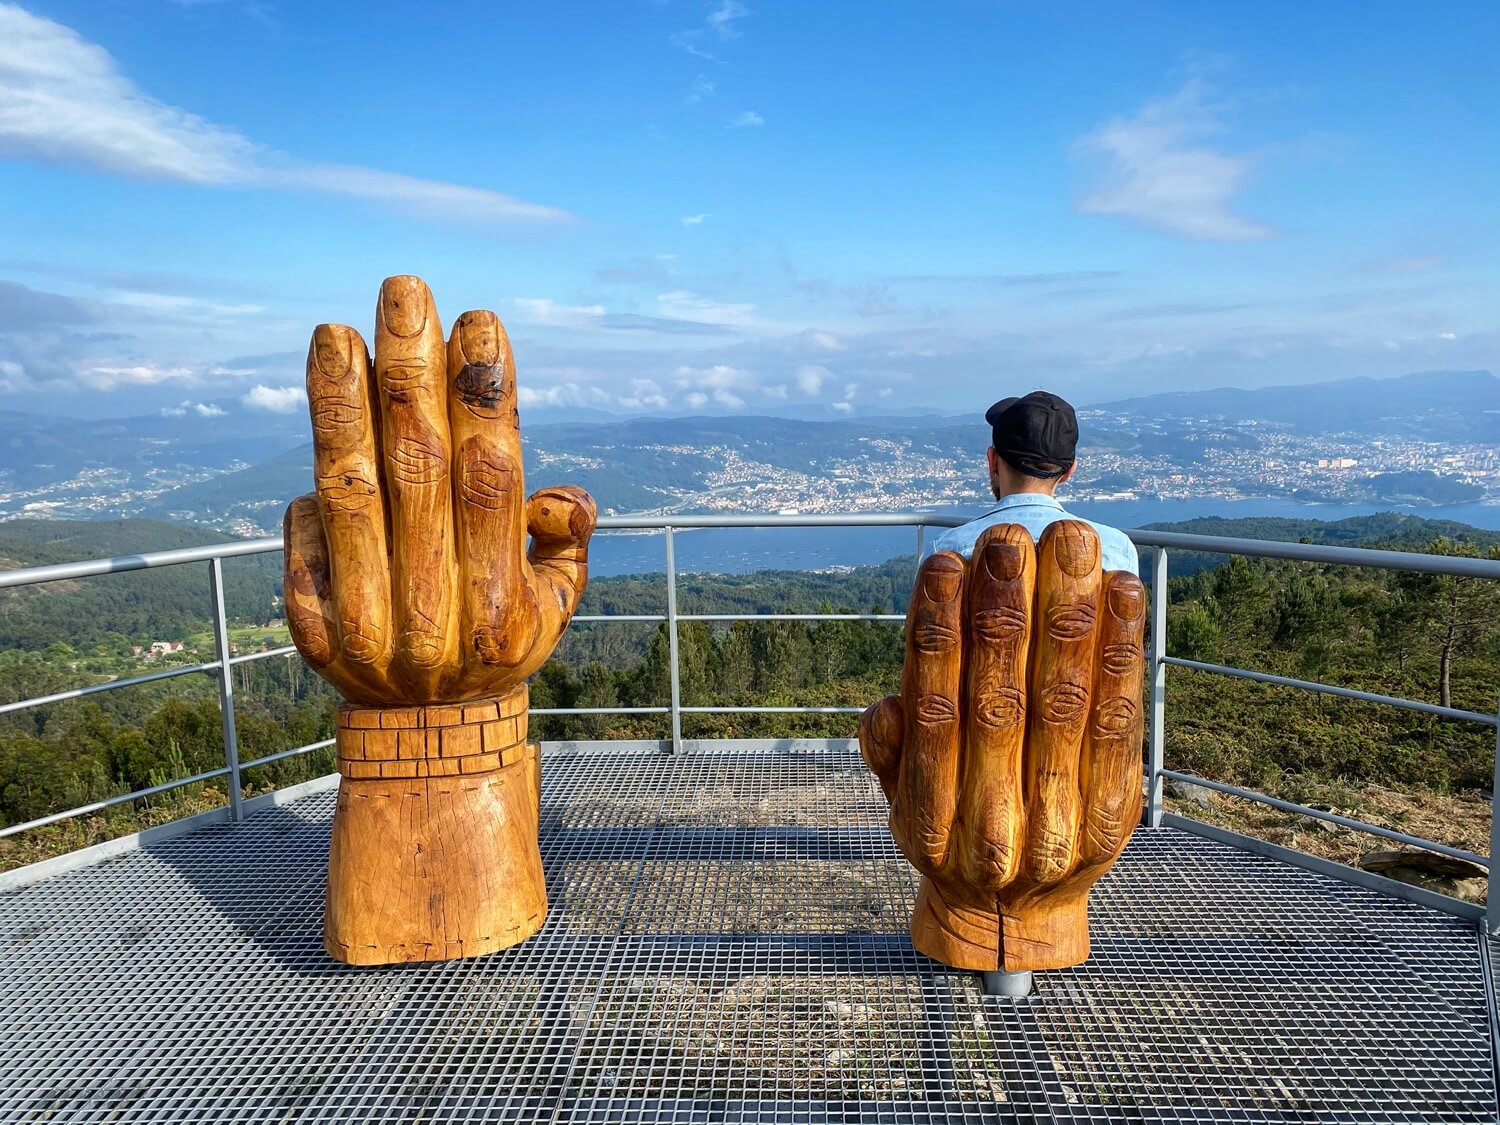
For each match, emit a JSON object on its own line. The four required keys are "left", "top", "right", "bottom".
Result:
{"left": 282, "top": 276, "right": 596, "bottom": 965}
{"left": 859, "top": 521, "right": 1146, "bottom": 972}
{"left": 283, "top": 274, "right": 595, "bottom": 705}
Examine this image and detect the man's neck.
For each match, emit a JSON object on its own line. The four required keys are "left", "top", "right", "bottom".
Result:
{"left": 994, "top": 481, "right": 1061, "bottom": 502}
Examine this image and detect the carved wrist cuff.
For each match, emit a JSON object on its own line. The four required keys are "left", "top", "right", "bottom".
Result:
{"left": 335, "top": 685, "right": 529, "bottom": 780}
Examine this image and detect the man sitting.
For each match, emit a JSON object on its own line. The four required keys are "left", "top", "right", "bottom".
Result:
{"left": 925, "top": 390, "right": 1138, "bottom": 576}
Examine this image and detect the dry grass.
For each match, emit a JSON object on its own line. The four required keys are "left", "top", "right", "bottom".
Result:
{"left": 1166, "top": 781, "right": 1490, "bottom": 901}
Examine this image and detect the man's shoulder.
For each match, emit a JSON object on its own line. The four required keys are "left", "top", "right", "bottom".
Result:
{"left": 1076, "top": 518, "right": 1139, "bottom": 574}
{"left": 928, "top": 507, "right": 1137, "bottom": 573}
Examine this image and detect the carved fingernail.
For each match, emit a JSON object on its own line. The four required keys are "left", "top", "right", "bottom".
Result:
{"left": 923, "top": 557, "right": 963, "bottom": 602}
{"left": 981, "top": 540, "right": 1023, "bottom": 582}
{"left": 458, "top": 311, "right": 502, "bottom": 365}
{"left": 406, "top": 634, "right": 443, "bottom": 667}
{"left": 1052, "top": 523, "right": 1099, "bottom": 578}
{"left": 381, "top": 276, "right": 429, "bottom": 338}
{"left": 312, "top": 324, "right": 353, "bottom": 377}
{"left": 1108, "top": 582, "right": 1144, "bottom": 621}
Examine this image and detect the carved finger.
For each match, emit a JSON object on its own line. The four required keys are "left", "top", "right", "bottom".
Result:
{"left": 1078, "top": 572, "right": 1147, "bottom": 867}
{"left": 958, "top": 524, "right": 1035, "bottom": 892}
{"left": 898, "top": 551, "right": 965, "bottom": 873}
{"left": 1021, "top": 521, "right": 1102, "bottom": 886}
{"left": 858, "top": 695, "right": 903, "bottom": 804}
{"left": 306, "top": 323, "right": 391, "bottom": 672}
{"left": 283, "top": 494, "right": 338, "bottom": 671}
{"left": 525, "top": 485, "right": 596, "bottom": 645}
{"left": 374, "top": 276, "right": 458, "bottom": 697}
{"left": 447, "top": 310, "right": 538, "bottom": 671}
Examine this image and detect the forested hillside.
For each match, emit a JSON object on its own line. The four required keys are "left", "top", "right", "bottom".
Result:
{"left": 1, "top": 513, "right": 1498, "bottom": 872}
{"left": 0, "top": 519, "right": 281, "bottom": 650}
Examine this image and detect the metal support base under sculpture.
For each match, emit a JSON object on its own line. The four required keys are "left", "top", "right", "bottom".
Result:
{"left": 981, "top": 970, "right": 1034, "bottom": 998}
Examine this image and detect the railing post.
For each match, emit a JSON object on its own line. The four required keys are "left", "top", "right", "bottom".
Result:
{"left": 208, "top": 557, "right": 244, "bottom": 822}
{"left": 915, "top": 522, "right": 925, "bottom": 567}
{"left": 1145, "top": 546, "right": 1168, "bottom": 828}
{"left": 1488, "top": 697, "right": 1500, "bottom": 936}
{"left": 664, "top": 527, "right": 683, "bottom": 755}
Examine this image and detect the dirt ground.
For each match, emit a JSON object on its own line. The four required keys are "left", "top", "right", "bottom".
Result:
{"left": 1165, "top": 780, "right": 1490, "bottom": 903}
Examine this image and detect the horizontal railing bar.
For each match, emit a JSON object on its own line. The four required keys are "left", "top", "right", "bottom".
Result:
{"left": 571, "top": 614, "right": 668, "bottom": 623}
{"left": 1160, "top": 768, "right": 1490, "bottom": 867}
{"left": 0, "top": 660, "right": 220, "bottom": 716}
{"left": 228, "top": 644, "right": 299, "bottom": 665}
{"left": 1163, "top": 655, "right": 1499, "bottom": 726}
{"left": 3, "top": 515, "right": 1496, "bottom": 591}
{"left": 239, "top": 739, "right": 334, "bottom": 771}
{"left": 532, "top": 705, "right": 864, "bottom": 716}
{"left": 596, "top": 513, "right": 963, "bottom": 530}
{"left": 0, "top": 536, "right": 282, "bottom": 590}
{"left": 680, "top": 706, "right": 864, "bottom": 714}
{"left": 1126, "top": 528, "right": 1500, "bottom": 578}
{"left": 531, "top": 707, "right": 671, "bottom": 715}
{"left": 678, "top": 613, "right": 906, "bottom": 622}
{"left": 0, "top": 765, "right": 232, "bottom": 839}
{"left": 1164, "top": 813, "right": 1485, "bottom": 922}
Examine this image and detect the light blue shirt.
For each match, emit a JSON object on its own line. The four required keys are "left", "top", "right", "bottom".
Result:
{"left": 924, "top": 493, "right": 1140, "bottom": 576}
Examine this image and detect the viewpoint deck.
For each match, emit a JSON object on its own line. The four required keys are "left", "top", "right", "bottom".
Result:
{"left": 1, "top": 743, "right": 1494, "bottom": 1123}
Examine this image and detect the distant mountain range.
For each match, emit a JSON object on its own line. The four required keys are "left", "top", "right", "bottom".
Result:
{"left": 1097, "top": 369, "right": 1500, "bottom": 437}
{"left": 1, "top": 368, "right": 1494, "bottom": 530}
{"left": 0, "top": 405, "right": 309, "bottom": 490}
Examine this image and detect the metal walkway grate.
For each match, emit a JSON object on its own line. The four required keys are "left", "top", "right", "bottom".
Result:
{"left": 1, "top": 743, "right": 1495, "bottom": 1123}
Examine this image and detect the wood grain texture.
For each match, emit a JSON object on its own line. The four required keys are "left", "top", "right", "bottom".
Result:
{"left": 283, "top": 277, "right": 597, "bottom": 707}
{"left": 282, "top": 277, "right": 599, "bottom": 966}
{"left": 324, "top": 686, "right": 546, "bottom": 965}
{"left": 858, "top": 520, "right": 1146, "bottom": 972}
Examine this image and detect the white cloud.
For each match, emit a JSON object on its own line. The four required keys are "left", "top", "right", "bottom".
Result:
{"left": 163, "top": 399, "right": 226, "bottom": 416}
{"left": 1075, "top": 79, "right": 1270, "bottom": 242}
{"left": 730, "top": 110, "right": 764, "bottom": 128}
{"left": 830, "top": 401, "right": 854, "bottom": 413}
{"left": 241, "top": 383, "right": 306, "bottom": 413}
{"left": 708, "top": 1, "right": 748, "bottom": 38}
{"left": 0, "top": 4, "right": 570, "bottom": 223}
{"left": 80, "top": 362, "right": 197, "bottom": 389}
{"left": 658, "top": 290, "right": 755, "bottom": 326}
{"left": 809, "top": 330, "right": 845, "bottom": 352}
{"left": 267, "top": 164, "right": 570, "bottom": 223}
{"left": 796, "top": 364, "right": 829, "bottom": 395}
{"left": 620, "top": 377, "right": 668, "bottom": 410}
{"left": 0, "top": 359, "right": 26, "bottom": 393}
{"left": 670, "top": 1, "right": 748, "bottom": 59}
{"left": 681, "top": 213, "right": 709, "bottom": 226}
{"left": 511, "top": 297, "right": 606, "bottom": 328}
{"left": 669, "top": 32, "right": 716, "bottom": 61}
{"left": 685, "top": 75, "right": 715, "bottom": 104}
{"left": 108, "top": 290, "right": 264, "bottom": 318}
{"left": 672, "top": 363, "right": 765, "bottom": 409}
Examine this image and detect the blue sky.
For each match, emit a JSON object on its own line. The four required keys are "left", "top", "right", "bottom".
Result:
{"left": 0, "top": 0, "right": 1495, "bottom": 421}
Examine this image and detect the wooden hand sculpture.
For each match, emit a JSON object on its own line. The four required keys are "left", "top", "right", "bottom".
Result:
{"left": 859, "top": 521, "right": 1145, "bottom": 973}
{"left": 283, "top": 275, "right": 596, "bottom": 965}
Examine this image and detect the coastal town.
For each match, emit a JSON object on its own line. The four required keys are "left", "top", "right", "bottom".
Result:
{"left": 0, "top": 411, "right": 1495, "bottom": 530}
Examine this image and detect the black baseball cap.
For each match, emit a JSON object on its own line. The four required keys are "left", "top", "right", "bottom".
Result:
{"left": 986, "top": 390, "right": 1078, "bottom": 479}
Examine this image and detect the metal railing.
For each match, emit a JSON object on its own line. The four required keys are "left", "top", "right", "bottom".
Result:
{"left": 2, "top": 513, "right": 1498, "bottom": 929}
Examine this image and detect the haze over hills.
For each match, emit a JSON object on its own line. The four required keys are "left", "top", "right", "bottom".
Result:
{"left": 0, "top": 369, "right": 1495, "bottom": 533}
{"left": 1099, "top": 370, "right": 1500, "bottom": 438}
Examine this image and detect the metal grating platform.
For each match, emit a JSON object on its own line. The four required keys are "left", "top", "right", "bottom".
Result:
{"left": 1, "top": 742, "right": 1496, "bottom": 1124}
